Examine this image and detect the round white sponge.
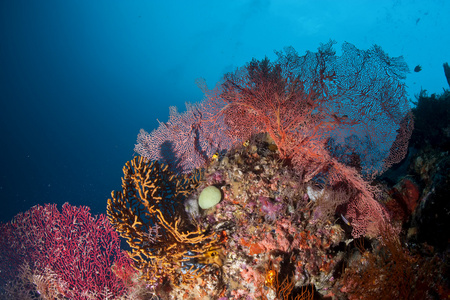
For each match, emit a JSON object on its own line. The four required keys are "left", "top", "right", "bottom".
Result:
{"left": 198, "top": 186, "right": 222, "bottom": 209}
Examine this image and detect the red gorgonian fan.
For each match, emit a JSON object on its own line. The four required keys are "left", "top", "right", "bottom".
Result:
{"left": 136, "top": 41, "right": 412, "bottom": 179}
{"left": 0, "top": 203, "right": 132, "bottom": 299}
{"left": 136, "top": 41, "right": 413, "bottom": 237}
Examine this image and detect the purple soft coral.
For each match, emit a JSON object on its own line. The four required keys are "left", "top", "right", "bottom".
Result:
{"left": 259, "top": 196, "right": 283, "bottom": 221}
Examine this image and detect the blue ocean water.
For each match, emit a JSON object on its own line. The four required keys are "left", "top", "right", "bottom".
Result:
{"left": 1, "top": 0, "right": 449, "bottom": 223}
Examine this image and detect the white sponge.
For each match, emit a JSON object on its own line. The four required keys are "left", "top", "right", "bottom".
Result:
{"left": 198, "top": 186, "right": 222, "bottom": 209}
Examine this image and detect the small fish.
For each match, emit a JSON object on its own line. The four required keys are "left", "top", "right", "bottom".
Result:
{"left": 414, "top": 65, "right": 422, "bottom": 72}
{"left": 341, "top": 214, "right": 351, "bottom": 226}
{"left": 265, "top": 269, "right": 277, "bottom": 287}
{"left": 211, "top": 152, "right": 219, "bottom": 160}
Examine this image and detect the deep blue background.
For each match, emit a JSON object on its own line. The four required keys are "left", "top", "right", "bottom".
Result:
{"left": 1, "top": 0, "right": 449, "bottom": 222}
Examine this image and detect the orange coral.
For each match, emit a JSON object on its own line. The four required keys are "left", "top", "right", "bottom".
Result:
{"left": 261, "top": 260, "right": 314, "bottom": 300}
{"left": 107, "top": 156, "right": 218, "bottom": 286}
{"left": 240, "top": 237, "right": 265, "bottom": 255}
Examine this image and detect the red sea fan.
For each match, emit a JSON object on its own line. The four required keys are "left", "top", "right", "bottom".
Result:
{"left": 214, "top": 41, "right": 412, "bottom": 179}
{"left": 135, "top": 102, "right": 234, "bottom": 173}
{"left": 136, "top": 41, "right": 411, "bottom": 179}
{"left": 135, "top": 41, "right": 413, "bottom": 237}
{"left": 0, "top": 203, "right": 132, "bottom": 299}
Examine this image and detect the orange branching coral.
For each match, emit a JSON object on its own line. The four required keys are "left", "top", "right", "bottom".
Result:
{"left": 107, "top": 156, "right": 218, "bottom": 286}
{"left": 261, "top": 261, "right": 314, "bottom": 300}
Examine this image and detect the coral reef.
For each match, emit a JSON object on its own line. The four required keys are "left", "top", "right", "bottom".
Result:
{"left": 128, "top": 43, "right": 439, "bottom": 298}
{"left": 385, "top": 90, "right": 450, "bottom": 252}
{"left": 4, "top": 43, "right": 450, "bottom": 299}
{"left": 384, "top": 177, "right": 420, "bottom": 224}
{"left": 410, "top": 90, "right": 450, "bottom": 151}
{"left": 340, "top": 224, "right": 448, "bottom": 299}
{"left": 374, "top": 89, "right": 450, "bottom": 299}
{"left": 163, "top": 133, "right": 349, "bottom": 299}
{"left": 137, "top": 42, "right": 413, "bottom": 239}
{"left": 132, "top": 127, "right": 449, "bottom": 299}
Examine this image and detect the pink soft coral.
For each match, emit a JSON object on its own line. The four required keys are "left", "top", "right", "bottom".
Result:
{"left": 259, "top": 196, "right": 283, "bottom": 221}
